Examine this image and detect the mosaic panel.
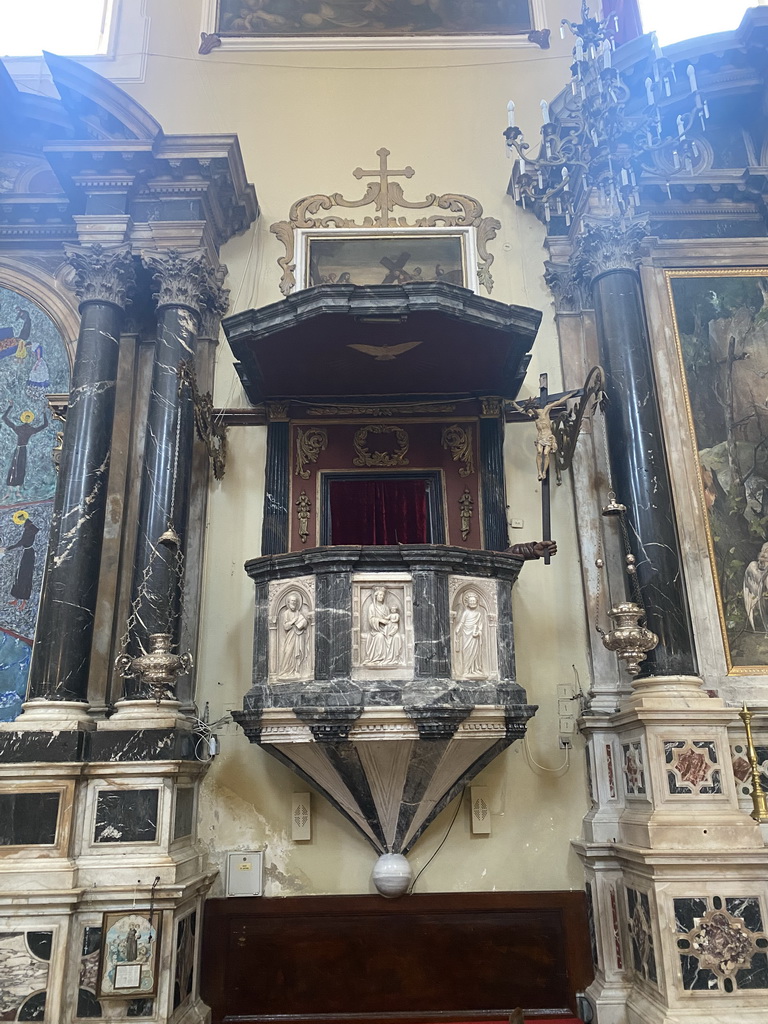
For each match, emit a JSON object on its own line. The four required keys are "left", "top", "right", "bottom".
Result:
{"left": 665, "top": 739, "right": 723, "bottom": 795}
{"left": 674, "top": 895, "right": 768, "bottom": 992}
{"left": 622, "top": 740, "right": 646, "bottom": 797}
{"left": 0, "top": 287, "right": 70, "bottom": 722}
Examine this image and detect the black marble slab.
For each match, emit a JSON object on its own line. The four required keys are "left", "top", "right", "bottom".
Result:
{"left": 252, "top": 582, "right": 269, "bottom": 681}
{"left": 86, "top": 728, "right": 195, "bottom": 762}
{"left": 0, "top": 792, "right": 60, "bottom": 845}
{"left": 93, "top": 787, "right": 159, "bottom": 843}
{"left": 262, "top": 420, "right": 289, "bottom": 555}
{"left": 315, "top": 570, "right": 352, "bottom": 680}
{"left": 0, "top": 729, "right": 85, "bottom": 762}
{"left": 412, "top": 569, "right": 451, "bottom": 678}
{"left": 479, "top": 415, "right": 508, "bottom": 551}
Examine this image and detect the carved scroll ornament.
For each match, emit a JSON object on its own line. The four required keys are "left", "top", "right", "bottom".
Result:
{"left": 441, "top": 424, "right": 474, "bottom": 477}
{"left": 353, "top": 423, "right": 409, "bottom": 467}
{"left": 270, "top": 148, "right": 500, "bottom": 296}
{"left": 296, "top": 427, "right": 328, "bottom": 478}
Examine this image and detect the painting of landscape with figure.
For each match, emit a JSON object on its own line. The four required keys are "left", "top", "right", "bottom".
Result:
{"left": 670, "top": 270, "right": 768, "bottom": 672}
{"left": 217, "top": 0, "right": 532, "bottom": 37}
{"left": 0, "top": 288, "right": 69, "bottom": 720}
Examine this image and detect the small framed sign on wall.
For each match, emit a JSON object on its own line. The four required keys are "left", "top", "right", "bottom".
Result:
{"left": 97, "top": 910, "right": 161, "bottom": 998}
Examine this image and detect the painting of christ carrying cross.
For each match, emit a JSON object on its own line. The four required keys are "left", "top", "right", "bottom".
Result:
{"left": 306, "top": 233, "right": 467, "bottom": 289}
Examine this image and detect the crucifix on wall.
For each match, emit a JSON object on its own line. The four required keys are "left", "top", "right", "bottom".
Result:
{"left": 510, "top": 371, "right": 598, "bottom": 565}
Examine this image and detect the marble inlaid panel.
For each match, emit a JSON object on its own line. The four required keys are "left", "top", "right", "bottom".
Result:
{"left": 268, "top": 576, "right": 315, "bottom": 683}
{"left": 610, "top": 886, "right": 624, "bottom": 970}
{"left": 174, "top": 910, "right": 197, "bottom": 1010}
{"left": 0, "top": 930, "right": 51, "bottom": 1020}
{"left": 93, "top": 788, "right": 159, "bottom": 844}
{"left": 0, "top": 791, "right": 59, "bottom": 845}
{"left": 351, "top": 573, "right": 413, "bottom": 681}
{"left": 448, "top": 576, "right": 498, "bottom": 681}
{"left": 77, "top": 926, "right": 103, "bottom": 1019}
{"left": 173, "top": 787, "right": 195, "bottom": 841}
{"left": 674, "top": 895, "right": 768, "bottom": 993}
{"left": 626, "top": 887, "right": 657, "bottom": 987}
{"left": 585, "top": 881, "right": 598, "bottom": 969}
{"left": 665, "top": 739, "right": 723, "bottom": 796}
{"left": 622, "top": 740, "right": 646, "bottom": 797}
{"left": 0, "top": 287, "right": 70, "bottom": 722}
{"left": 731, "top": 742, "right": 768, "bottom": 797}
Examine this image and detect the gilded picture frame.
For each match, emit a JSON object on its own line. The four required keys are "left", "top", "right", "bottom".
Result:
{"left": 97, "top": 910, "right": 162, "bottom": 999}
{"left": 667, "top": 268, "right": 768, "bottom": 674}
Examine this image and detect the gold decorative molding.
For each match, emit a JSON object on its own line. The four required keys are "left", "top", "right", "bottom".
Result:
{"left": 480, "top": 397, "right": 502, "bottom": 418}
{"left": 296, "top": 427, "right": 328, "bottom": 479}
{"left": 441, "top": 424, "right": 474, "bottom": 477}
{"left": 459, "top": 488, "right": 474, "bottom": 541}
{"left": 296, "top": 491, "right": 311, "bottom": 544}
{"left": 267, "top": 401, "right": 289, "bottom": 421}
{"left": 270, "top": 148, "right": 500, "bottom": 296}
{"left": 353, "top": 423, "right": 409, "bottom": 467}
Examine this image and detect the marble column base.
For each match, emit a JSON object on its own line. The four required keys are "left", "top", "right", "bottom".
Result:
{"left": 104, "top": 699, "right": 193, "bottom": 731}
{"left": 5, "top": 699, "right": 95, "bottom": 732}
{"left": 622, "top": 673, "right": 713, "bottom": 711}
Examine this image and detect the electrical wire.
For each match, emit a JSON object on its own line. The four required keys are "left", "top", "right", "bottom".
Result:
{"left": 523, "top": 734, "right": 570, "bottom": 774}
{"left": 408, "top": 788, "right": 465, "bottom": 894}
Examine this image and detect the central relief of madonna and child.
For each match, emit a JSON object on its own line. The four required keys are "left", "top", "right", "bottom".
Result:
{"left": 352, "top": 574, "right": 414, "bottom": 681}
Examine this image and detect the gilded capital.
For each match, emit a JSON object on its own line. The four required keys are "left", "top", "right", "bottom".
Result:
{"left": 63, "top": 243, "right": 136, "bottom": 309}
{"left": 141, "top": 248, "right": 227, "bottom": 320}
{"left": 571, "top": 217, "right": 649, "bottom": 287}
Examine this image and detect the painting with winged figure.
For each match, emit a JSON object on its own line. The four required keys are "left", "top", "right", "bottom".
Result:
{"left": 217, "top": 0, "right": 532, "bottom": 37}
{"left": 0, "top": 288, "right": 69, "bottom": 720}
{"left": 670, "top": 270, "right": 768, "bottom": 673}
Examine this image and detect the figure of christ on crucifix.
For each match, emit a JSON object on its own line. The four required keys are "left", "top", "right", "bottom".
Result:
{"left": 510, "top": 373, "right": 580, "bottom": 565}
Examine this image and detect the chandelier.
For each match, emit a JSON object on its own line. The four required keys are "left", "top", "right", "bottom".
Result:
{"left": 503, "top": 1, "right": 709, "bottom": 225}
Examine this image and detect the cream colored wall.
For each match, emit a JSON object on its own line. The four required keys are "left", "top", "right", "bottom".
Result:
{"left": 122, "top": 0, "right": 591, "bottom": 896}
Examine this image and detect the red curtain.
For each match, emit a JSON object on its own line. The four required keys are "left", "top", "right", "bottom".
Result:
{"left": 328, "top": 479, "right": 428, "bottom": 545}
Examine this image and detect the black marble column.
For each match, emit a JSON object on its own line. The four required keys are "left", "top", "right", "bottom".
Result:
{"left": 576, "top": 222, "right": 696, "bottom": 676}
{"left": 262, "top": 410, "right": 290, "bottom": 555}
{"left": 123, "top": 249, "right": 226, "bottom": 699}
{"left": 27, "top": 244, "right": 135, "bottom": 703}
{"left": 479, "top": 404, "right": 508, "bottom": 551}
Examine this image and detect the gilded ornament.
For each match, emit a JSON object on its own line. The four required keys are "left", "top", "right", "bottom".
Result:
{"left": 458, "top": 488, "right": 474, "bottom": 541}
{"left": 480, "top": 398, "right": 502, "bottom": 417}
{"left": 296, "top": 491, "right": 311, "bottom": 544}
{"left": 441, "top": 424, "right": 474, "bottom": 477}
{"left": 601, "top": 601, "right": 658, "bottom": 676}
{"left": 114, "top": 632, "right": 193, "bottom": 703}
{"left": 295, "top": 427, "right": 328, "bottom": 479}
{"left": 306, "top": 403, "right": 456, "bottom": 417}
{"left": 353, "top": 423, "right": 409, "bottom": 467}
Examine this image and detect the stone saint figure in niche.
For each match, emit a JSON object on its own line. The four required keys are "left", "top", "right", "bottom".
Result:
{"left": 1, "top": 510, "right": 40, "bottom": 608}
{"left": 454, "top": 591, "right": 485, "bottom": 679}
{"left": 364, "top": 588, "right": 402, "bottom": 667}
{"left": 277, "top": 591, "right": 309, "bottom": 677}
{"left": 2, "top": 403, "right": 48, "bottom": 495}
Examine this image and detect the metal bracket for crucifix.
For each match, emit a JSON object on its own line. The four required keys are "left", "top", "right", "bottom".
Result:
{"left": 509, "top": 367, "right": 605, "bottom": 565}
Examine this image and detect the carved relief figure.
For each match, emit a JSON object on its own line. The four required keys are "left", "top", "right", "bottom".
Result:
{"left": 276, "top": 591, "right": 310, "bottom": 678}
{"left": 363, "top": 588, "right": 403, "bottom": 667}
{"left": 454, "top": 590, "right": 486, "bottom": 678}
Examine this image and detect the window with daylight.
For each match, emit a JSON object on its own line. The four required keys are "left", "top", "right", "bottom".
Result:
{"left": 1, "top": 0, "right": 114, "bottom": 57}
{"left": 638, "top": 0, "right": 751, "bottom": 46}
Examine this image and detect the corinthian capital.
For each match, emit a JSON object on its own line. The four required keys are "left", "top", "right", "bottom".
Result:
{"left": 571, "top": 216, "right": 650, "bottom": 287}
{"left": 199, "top": 263, "right": 230, "bottom": 340}
{"left": 142, "top": 248, "right": 225, "bottom": 320}
{"left": 543, "top": 260, "right": 591, "bottom": 313}
{"left": 64, "top": 243, "right": 135, "bottom": 309}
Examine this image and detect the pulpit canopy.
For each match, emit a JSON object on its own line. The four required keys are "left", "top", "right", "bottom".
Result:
{"left": 223, "top": 282, "right": 542, "bottom": 404}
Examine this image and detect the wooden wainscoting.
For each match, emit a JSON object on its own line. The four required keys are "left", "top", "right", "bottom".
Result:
{"left": 201, "top": 891, "right": 592, "bottom": 1023}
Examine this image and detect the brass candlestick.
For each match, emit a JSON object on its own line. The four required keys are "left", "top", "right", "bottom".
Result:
{"left": 739, "top": 703, "right": 768, "bottom": 823}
